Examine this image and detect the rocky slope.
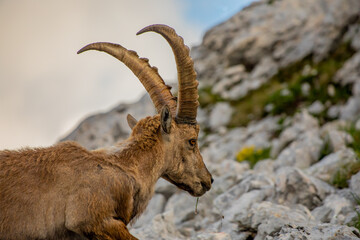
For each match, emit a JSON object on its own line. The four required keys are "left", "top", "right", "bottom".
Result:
{"left": 62, "top": 0, "right": 360, "bottom": 239}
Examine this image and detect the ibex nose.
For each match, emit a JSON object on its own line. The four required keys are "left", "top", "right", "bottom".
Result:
{"left": 211, "top": 177, "right": 214, "bottom": 184}
{"left": 201, "top": 181, "right": 211, "bottom": 191}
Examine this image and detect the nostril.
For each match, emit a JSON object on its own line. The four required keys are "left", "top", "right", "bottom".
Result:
{"left": 211, "top": 177, "right": 214, "bottom": 184}
{"left": 201, "top": 181, "right": 211, "bottom": 191}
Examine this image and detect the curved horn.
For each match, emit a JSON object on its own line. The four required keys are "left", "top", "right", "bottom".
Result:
{"left": 78, "top": 42, "right": 177, "bottom": 116}
{"left": 137, "top": 24, "right": 199, "bottom": 125}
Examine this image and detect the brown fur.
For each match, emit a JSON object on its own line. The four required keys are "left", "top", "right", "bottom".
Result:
{"left": 0, "top": 114, "right": 212, "bottom": 240}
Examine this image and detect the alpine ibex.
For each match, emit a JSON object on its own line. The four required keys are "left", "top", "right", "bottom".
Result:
{"left": 0, "top": 24, "right": 213, "bottom": 240}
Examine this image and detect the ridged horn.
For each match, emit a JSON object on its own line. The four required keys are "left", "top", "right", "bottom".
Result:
{"left": 77, "top": 42, "right": 177, "bottom": 116}
{"left": 137, "top": 24, "right": 199, "bottom": 125}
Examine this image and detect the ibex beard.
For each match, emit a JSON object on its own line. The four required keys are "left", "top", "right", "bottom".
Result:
{"left": 0, "top": 24, "right": 213, "bottom": 240}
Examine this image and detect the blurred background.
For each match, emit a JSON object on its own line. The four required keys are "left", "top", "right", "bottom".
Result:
{"left": 0, "top": 0, "right": 256, "bottom": 149}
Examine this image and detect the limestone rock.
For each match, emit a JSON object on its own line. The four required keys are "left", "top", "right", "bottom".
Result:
{"left": 349, "top": 171, "right": 360, "bottom": 197}
{"left": 235, "top": 201, "right": 314, "bottom": 240}
{"left": 193, "top": 0, "right": 360, "bottom": 100}
{"left": 271, "top": 110, "right": 319, "bottom": 158}
{"left": 267, "top": 224, "right": 360, "bottom": 240}
{"left": 311, "top": 194, "right": 354, "bottom": 225}
{"left": 132, "top": 194, "right": 166, "bottom": 229}
{"left": 192, "top": 232, "right": 232, "bottom": 240}
{"left": 274, "top": 130, "right": 323, "bottom": 169}
{"left": 306, "top": 148, "right": 358, "bottom": 182}
{"left": 131, "top": 210, "right": 184, "bottom": 240}
{"left": 209, "top": 102, "right": 233, "bottom": 130}
{"left": 273, "top": 167, "right": 329, "bottom": 210}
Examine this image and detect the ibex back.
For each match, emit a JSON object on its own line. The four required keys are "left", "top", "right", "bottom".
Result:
{"left": 0, "top": 24, "right": 213, "bottom": 240}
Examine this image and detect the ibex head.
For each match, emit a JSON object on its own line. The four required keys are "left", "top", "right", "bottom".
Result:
{"left": 78, "top": 24, "right": 212, "bottom": 197}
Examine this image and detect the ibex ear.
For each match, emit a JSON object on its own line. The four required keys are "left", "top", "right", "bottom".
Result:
{"left": 160, "top": 105, "right": 172, "bottom": 134}
{"left": 127, "top": 114, "right": 138, "bottom": 129}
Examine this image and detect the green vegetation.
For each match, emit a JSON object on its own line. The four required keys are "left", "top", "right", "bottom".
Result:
{"left": 236, "top": 145, "right": 271, "bottom": 168}
{"left": 226, "top": 42, "right": 355, "bottom": 127}
{"left": 330, "top": 165, "right": 359, "bottom": 189}
{"left": 319, "top": 138, "right": 332, "bottom": 160}
{"left": 349, "top": 193, "right": 360, "bottom": 232}
{"left": 345, "top": 123, "right": 360, "bottom": 159}
{"left": 228, "top": 81, "right": 283, "bottom": 127}
{"left": 330, "top": 123, "right": 360, "bottom": 188}
{"left": 198, "top": 86, "right": 224, "bottom": 108}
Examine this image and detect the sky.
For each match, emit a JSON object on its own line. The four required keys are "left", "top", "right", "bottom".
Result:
{"left": 0, "top": 0, "right": 256, "bottom": 149}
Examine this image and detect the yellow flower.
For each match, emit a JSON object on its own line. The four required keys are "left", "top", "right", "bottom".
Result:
{"left": 236, "top": 145, "right": 255, "bottom": 162}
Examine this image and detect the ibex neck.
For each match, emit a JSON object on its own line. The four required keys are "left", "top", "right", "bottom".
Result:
{"left": 99, "top": 138, "right": 166, "bottom": 186}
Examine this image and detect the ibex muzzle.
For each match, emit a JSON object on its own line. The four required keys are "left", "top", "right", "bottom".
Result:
{"left": 0, "top": 24, "right": 212, "bottom": 240}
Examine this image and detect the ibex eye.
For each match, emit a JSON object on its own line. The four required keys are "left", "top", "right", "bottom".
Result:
{"left": 189, "top": 139, "right": 197, "bottom": 146}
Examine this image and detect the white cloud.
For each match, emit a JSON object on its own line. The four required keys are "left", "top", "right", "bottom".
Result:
{"left": 0, "top": 0, "right": 203, "bottom": 149}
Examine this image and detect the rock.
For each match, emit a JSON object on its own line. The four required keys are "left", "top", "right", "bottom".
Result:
{"left": 213, "top": 173, "right": 275, "bottom": 213}
{"left": 335, "top": 52, "right": 360, "bottom": 86}
{"left": 339, "top": 96, "right": 360, "bottom": 121}
{"left": 131, "top": 210, "right": 184, "bottom": 240}
{"left": 274, "top": 130, "right": 323, "bottom": 169}
{"left": 202, "top": 127, "right": 248, "bottom": 163}
{"left": 352, "top": 31, "right": 360, "bottom": 50}
{"left": 164, "top": 192, "right": 199, "bottom": 226}
{"left": 271, "top": 110, "right": 319, "bottom": 158}
{"left": 308, "top": 176, "right": 336, "bottom": 201}
{"left": 193, "top": 0, "right": 360, "bottom": 100}
{"left": 306, "top": 148, "right": 358, "bottom": 182}
{"left": 253, "top": 159, "right": 275, "bottom": 176}
{"left": 320, "top": 120, "right": 349, "bottom": 134}
{"left": 192, "top": 232, "right": 232, "bottom": 240}
{"left": 250, "top": 57, "right": 278, "bottom": 82}
{"left": 155, "top": 178, "right": 178, "bottom": 199}
{"left": 244, "top": 116, "right": 280, "bottom": 149}
{"left": 209, "top": 159, "right": 249, "bottom": 179}
{"left": 273, "top": 167, "right": 330, "bottom": 210}
{"left": 307, "top": 100, "right": 325, "bottom": 115}
{"left": 132, "top": 194, "right": 166, "bottom": 229}
{"left": 209, "top": 102, "right": 233, "bottom": 130}
{"left": 301, "top": 82, "right": 311, "bottom": 96}
{"left": 208, "top": 159, "right": 250, "bottom": 197}
{"left": 221, "top": 190, "right": 270, "bottom": 230}
{"left": 344, "top": 22, "right": 360, "bottom": 51}
{"left": 327, "top": 105, "right": 341, "bottom": 119}
{"left": 267, "top": 223, "right": 360, "bottom": 240}
{"left": 349, "top": 171, "right": 360, "bottom": 197}
{"left": 333, "top": 52, "right": 360, "bottom": 121}
{"left": 324, "top": 129, "right": 353, "bottom": 152}
{"left": 235, "top": 201, "right": 314, "bottom": 240}
{"left": 311, "top": 194, "right": 354, "bottom": 224}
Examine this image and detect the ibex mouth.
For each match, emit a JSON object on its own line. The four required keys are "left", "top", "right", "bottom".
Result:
{"left": 162, "top": 174, "right": 199, "bottom": 196}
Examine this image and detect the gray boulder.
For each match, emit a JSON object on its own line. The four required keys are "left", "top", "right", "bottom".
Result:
{"left": 311, "top": 194, "right": 355, "bottom": 225}
{"left": 273, "top": 167, "right": 331, "bottom": 210}
{"left": 266, "top": 223, "right": 360, "bottom": 240}
{"left": 306, "top": 148, "right": 358, "bottom": 182}
{"left": 235, "top": 201, "right": 314, "bottom": 240}
{"left": 132, "top": 194, "right": 166, "bottom": 229}
{"left": 350, "top": 171, "right": 360, "bottom": 198}
{"left": 274, "top": 130, "right": 323, "bottom": 169}
{"left": 209, "top": 102, "right": 234, "bottom": 130}
{"left": 131, "top": 210, "right": 184, "bottom": 240}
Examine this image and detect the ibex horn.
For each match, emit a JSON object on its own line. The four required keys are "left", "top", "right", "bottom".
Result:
{"left": 78, "top": 42, "right": 177, "bottom": 117}
{"left": 137, "top": 24, "right": 199, "bottom": 125}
